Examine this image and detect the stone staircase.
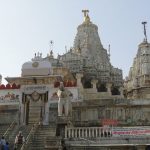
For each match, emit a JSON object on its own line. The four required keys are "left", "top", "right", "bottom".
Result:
{"left": 28, "top": 100, "right": 41, "bottom": 124}
{"left": 0, "top": 124, "right": 10, "bottom": 137}
{"left": 27, "top": 125, "right": 56, "bottom": 150}
{"left": 6, "top": 124, "right": 32, "bottom": 150}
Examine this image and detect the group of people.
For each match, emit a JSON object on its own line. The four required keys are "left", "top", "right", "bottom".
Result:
{"left": 0, "top": 131, "right": 25, "bottom": 150}
{"left": 0, "top": 136, "right": 9, "bottom": 150}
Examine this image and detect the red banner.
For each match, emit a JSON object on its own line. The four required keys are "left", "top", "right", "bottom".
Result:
{"left": 102, "top": 119, "right": 119, "bottom": 126}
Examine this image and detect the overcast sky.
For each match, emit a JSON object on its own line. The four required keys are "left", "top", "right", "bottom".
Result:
{"left": 0, "top": 0, "right": 150, "bottom": 84}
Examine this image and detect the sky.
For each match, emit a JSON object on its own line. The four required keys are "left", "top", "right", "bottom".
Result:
{"left": 0, "top": 0, "right": 150, "bottom": 84}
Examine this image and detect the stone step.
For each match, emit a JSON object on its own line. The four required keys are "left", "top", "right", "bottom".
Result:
{"left": 27, "top": 125, "right": 56, "bottom": 150}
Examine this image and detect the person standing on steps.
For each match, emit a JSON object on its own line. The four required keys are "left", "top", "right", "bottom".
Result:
{"left": 3, "top": 142, "right": 9, "bottom": 150}
{"left": 14, "top": 131, "right": 25, "bottom": 149}
{"left": 0, "top": 136, "right": 6, "bottom": 150}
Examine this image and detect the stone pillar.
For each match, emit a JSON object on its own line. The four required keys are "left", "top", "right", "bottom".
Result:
{"left": 119, "top": 87, "right": 124, "bottom": 97}
{"left": 76, "top": 73, "right": 84, "bottom": 100}
{"left": 91, "top": 79, "right": 98, "bottom": 92}
{"left": 71, "top": 129, "right": 73, "bottom": 138}
{"left": 65, "top": 126, "right": 67, "bottom": 138}
{"left": 68, "top": 128, "right": 71, "bottom": 138}
{"left": 65, "top": 99, "right": 69, "bottom": 116}
{"left": 20, "top": 93, "right": 25, "bottom": 125}
{"left": 43, "top": 98, "right": 49, "bottom": 125}
{"left": 76, "top": 73, "right": 83, "bottom": 88}
{"left": 106, "top": 83, "right": 112, "bottom": 95}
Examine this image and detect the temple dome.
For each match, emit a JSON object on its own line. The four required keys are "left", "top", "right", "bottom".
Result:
{"left": 22, "top": 53, "right": 52, "bottom": 76}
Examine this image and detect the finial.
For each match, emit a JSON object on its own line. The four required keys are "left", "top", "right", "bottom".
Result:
{"left": 49, "top": 40, "right": 54, "bottom": 51}
{"left": 142, "top": 21, "right": 148, "bottom": 42}
{"left": 82, "top": 10, "right": 90, "bottom": 22}
{"left": 82, "top": 10, "right": 89, "bottom": 17}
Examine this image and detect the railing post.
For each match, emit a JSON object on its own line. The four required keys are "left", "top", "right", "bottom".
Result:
{"left": 89, "top": 128, "right": 91, "bottom": 137}
{"left": 65, "top": 126, "right": 67, "bottom": 138}
{"left": 85, "top": 128, "right": 88, "bottom": 138}
{"left": 95, "top": 127, "right": 98, "bottom": 137}
{"left": 99, "top": 128, "right": 101, "bottom": 137}
{"left": 92, "top": 128, "right": 94, "bottom": 137}
{"left": 79, "top": 128, "right": 80, "bottom": 138}
{"left": 75, "top": 128, "right": 77, "bottom": 138}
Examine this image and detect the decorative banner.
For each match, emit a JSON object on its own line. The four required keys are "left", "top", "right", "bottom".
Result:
{"left": 23, "top": 85, "right": 48, "bottom": 94}
{"left": 102, "top": 119, "right": 119, "bottom": 126}
{"left": 112, "top": 128, "right": 150, "bottom": 136}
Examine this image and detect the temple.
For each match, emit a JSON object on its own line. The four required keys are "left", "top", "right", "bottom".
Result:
{"left": 0, "top": 10, "right": 150, "bottom": 150}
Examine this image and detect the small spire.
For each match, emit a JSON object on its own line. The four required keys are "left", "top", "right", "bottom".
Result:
{"left": 65, "top": 46, "right": 67, "bottom": 53}
{"left": 142, "top": 21, "right": 148, "bottom": 42}
{"left": 50, "top": 50, "right": 53, "bottom": 58}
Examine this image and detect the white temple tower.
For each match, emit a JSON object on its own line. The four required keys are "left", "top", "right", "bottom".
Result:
{"left": 60, "top": 10, "right": 123, "bottom": 94}
{"left": 125, "top": 22, "right": 150, "bottom": 99}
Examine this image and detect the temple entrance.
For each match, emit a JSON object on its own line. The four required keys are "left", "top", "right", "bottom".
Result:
{"left": 21, "top": 88, "right": 48, "bottom": 125}
{"left": 28, "top": 100, "right": 43, "bottom": 124}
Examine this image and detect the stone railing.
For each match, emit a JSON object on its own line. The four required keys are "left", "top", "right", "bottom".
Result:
{"left": 65, "top": 126, "right": 150, "bottom": 149}
{"left": 3, "top": 120, "right": 16, "bottom": 137}
{"left": 65, "top": 126, "right": 150, "bottom": 139}
{"left": 65, "top": 126, "right": 112, "bottom": 138}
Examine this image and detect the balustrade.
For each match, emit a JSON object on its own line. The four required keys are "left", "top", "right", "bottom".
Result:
{"left": 65, "top": 126, "right": 112, "bottom": 138}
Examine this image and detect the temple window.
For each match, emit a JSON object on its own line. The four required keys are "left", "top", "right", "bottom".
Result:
{"left": 111, "top": 87, "right": 120, "bottom": 95}
{"left": 97, "top": 83, "right": 107, "bottom": 92}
